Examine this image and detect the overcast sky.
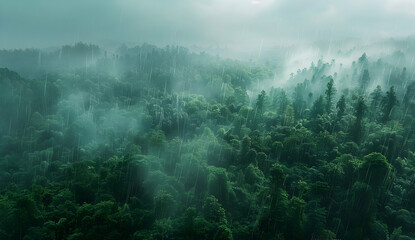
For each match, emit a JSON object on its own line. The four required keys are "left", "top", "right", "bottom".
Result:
{"left": 1, "top": 0, "right": 415, "bottom": 49}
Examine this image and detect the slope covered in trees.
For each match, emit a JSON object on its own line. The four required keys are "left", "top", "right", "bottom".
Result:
{"left": 1, "top": 43, "right": 415, "bottom": 240}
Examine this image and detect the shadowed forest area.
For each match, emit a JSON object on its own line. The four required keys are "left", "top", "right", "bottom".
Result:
{"left": 0, "top": 41, "right": 415, "bottom": 240}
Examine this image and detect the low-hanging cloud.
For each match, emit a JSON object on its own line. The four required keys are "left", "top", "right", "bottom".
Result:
{"left": 1, "top": 0, "right": 415, "bottom": 50}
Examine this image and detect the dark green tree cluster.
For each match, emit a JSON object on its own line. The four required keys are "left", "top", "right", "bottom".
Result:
{"left": 1, "top": 44, "right": 415, "bottom": 240}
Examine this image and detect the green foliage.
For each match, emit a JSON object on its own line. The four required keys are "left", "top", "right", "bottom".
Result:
{"left": 1, "top": 45, "right": 415, "bottom": 240}
{"left": 325, "top": 78, "right": 336, "bottom": 113}
{"left": 350, "top": 96, "right": 366, "bottom": 144}
{"left": 311, "top": 95, "right": 325, "bottom": 118}
{"left": 336, "top": 94, "right": 346, "bottom": 119}
{"left": 359, "top": 152, "right": 392, "bottom": 189}
{"left": 207, "top": 167, "right": 232, "bottom": 204}
{"left": 382, "top": 86, "right": 399, "bottom": 122}
{"left": 154, "top": 190, "right": 176, "bottom": 219}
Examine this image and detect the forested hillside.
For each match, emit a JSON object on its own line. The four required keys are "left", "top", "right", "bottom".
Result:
{"left": 1, "top": 43, "right": 415, "bottom": 240}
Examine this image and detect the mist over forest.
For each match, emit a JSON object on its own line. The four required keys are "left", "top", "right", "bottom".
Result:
{"left": 2, "top": 1, "right": 415, "bottom": 240}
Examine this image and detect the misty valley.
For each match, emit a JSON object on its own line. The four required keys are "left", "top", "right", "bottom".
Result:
{"left": 0, "top": 39, "right": 415, "bottom": 240}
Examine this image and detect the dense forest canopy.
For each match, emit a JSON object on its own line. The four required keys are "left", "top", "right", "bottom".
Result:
{"left": 0, "top": 40, "right": 415, "bottom": 240}
{"left": 2, "top": 0, "right": 415, "bottom": 239}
